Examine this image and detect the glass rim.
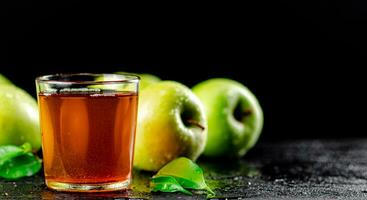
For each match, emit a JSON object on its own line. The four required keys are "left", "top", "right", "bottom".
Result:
{"left": 35, "top": 73, "right": 140, "bottom": 85}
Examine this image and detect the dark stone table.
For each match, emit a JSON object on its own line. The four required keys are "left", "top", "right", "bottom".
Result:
{"left": 2, "top": 139, "right": 367, "bottom": 199}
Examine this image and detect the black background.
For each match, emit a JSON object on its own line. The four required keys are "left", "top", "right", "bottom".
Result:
{"left": 0, "top": 1, "right": 365, "bottom": 140}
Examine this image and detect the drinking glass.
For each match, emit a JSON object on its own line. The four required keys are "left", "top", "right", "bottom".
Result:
{"left": 35, "top": 73, "right": 139, "bottom": 192}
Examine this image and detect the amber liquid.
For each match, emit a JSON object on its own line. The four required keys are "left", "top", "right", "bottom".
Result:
{"left": 39, "top": 92, "right": 138, "bottom": 185}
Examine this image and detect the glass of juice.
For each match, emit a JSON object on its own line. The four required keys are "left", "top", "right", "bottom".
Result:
{"left": 35, "top": 73, "right": 139, "bottom": 192}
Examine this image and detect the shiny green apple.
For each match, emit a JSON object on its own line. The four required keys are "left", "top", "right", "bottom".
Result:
{"left": 138, "top": 73, "right": 161, "bottom": 89}
{"left": 134, "top": 81, "right": 207, "bottom": 171}
{"left": 192, "top": 78, "right": 263, "bottom": 158}
{"left": 116, "top": 72, "right": 161, "bottom": 89}
{"left": 93, "top": 72, "right": 160, "bottom": 90}
{"left": 0, "top": 85, "right": 41, "bottom": 151}
{"left": 0, "top": 74, "right": 12, "bottom": 85}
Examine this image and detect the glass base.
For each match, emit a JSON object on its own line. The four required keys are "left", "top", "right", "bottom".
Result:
{"left": 46, "top": 179, "right": 130, "bottom": 192}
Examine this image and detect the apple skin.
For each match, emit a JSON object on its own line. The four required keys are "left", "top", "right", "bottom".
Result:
{"left": 93, "top": 72, "right": 160, "bottom": 90}
{"left": 0, "top": 85, "right": 41, "bottom": 151}
{"left": 134, "top": 81, "right": 207, "bottom": 171}
{"left": 136, "top": 74, "right": 161, "bottom": 90}
{"left": 0, "top": 74, "right": 12, "bottom": 85}
{"left": 192, "top": 78, "right": 263, "bottom": 158}
{"left": 115, "top": 72, "right": 161, "bottom": 90}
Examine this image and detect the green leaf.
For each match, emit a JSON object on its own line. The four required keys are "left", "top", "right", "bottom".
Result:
{"left": 0, "top": 143, "right": 42, "bottom": 180}
{"left": 0, "top": 143, "right": 32, "bottom": 166}
{"left": 153, "top": 157, "right": 215, "bottom": 197}
{"left": 0, "top": 153, "right": 42, "bottom": 180}
{"left": 151, "top": 176, "right": 192, "bottom": 195}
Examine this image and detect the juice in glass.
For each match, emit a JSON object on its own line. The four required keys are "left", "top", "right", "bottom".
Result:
{"left": 36, "top": 74, "right": 139, "bottom": 192}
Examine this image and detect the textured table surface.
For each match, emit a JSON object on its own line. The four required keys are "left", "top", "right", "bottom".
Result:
{"left": 1, "top": 139, "right": 367, "bottom": 199}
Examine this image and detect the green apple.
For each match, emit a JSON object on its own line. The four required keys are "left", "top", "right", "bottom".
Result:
{"left": 137, "top": 73, "right": 161, "bottom": 89}
{"left": 192, "top": 78, "right": 263, "bottom": 158}
{"left": 116, "top": 72, "right": 161, "bottom": 90}
{"left": 93, "top": 72, "right": 161, "bottom": 90}
{"left": 134, "top": 81, "right": 207, "bottom": 171}
{"left": 0, "top": 74, "right": 12, "bottom": 85}
{"left": 0, "top": 85, "right": 41, "bottom": 151}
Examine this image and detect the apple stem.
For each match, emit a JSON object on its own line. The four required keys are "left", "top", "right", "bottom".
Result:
{"left": 243, "top": 109, "right": 252, "bottom": 117}
{"left": 186, "top": 119, "right": 205, "bottom": 131}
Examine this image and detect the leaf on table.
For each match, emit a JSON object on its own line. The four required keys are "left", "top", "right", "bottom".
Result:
{"left": 151, "top": 176, "right": 192, "bottom": 195}
{"left": 0, "top": 143, "right": 42, "bottom": 180}
{"left": 0, "top": 143, "right": 32, "bottom": 166}
{"left": 152, "top": 157, "right": 215, "bottom": 197}
{"left": 0, "top": 153, "right": 42, "bottom": 180}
